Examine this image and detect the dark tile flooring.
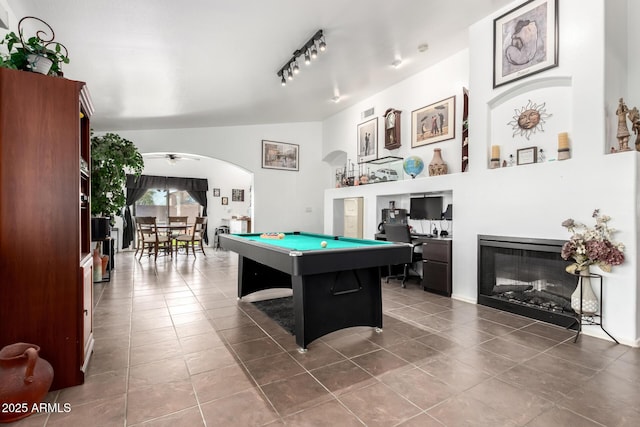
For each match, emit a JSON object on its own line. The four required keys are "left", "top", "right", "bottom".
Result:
{"left": 10, "top": 249, "right": 640, "bottom": 426}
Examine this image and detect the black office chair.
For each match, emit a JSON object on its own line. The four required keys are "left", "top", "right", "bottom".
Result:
{"left": 383, "top": 223, "right": 422, "bottom": 288}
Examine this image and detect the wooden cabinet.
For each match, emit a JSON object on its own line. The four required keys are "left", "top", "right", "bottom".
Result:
{"left": 0, "top": 68, "right": 94, "bottom": 390}
{"left": 422, "top": 238, "right": 452, "bottom": 296}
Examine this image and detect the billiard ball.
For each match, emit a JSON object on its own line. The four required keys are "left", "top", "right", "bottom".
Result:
{"left": 320, "top": 241, "right": 327, "bottom": 248}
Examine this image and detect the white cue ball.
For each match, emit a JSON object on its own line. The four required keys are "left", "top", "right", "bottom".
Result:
{"left": 320, "top": 241, "right": 327, "bottom": 248}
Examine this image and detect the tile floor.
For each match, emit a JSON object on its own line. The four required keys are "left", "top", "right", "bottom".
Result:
{"left": 9, "top": 249, "right": 640, "bottom": 426}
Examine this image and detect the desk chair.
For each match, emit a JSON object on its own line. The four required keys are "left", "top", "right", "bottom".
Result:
{"left": 383, "top": 223, "right": 422, "bottom": 288}
{"left": 175, "top": 217, "right": 208, "bottom": 257}
{"left": 135, "top": 216, "right": 172, "bottom": 260}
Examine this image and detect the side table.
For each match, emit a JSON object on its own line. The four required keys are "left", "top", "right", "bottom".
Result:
{"left": 569, "top": 271, "right": 618, "bottom": 344}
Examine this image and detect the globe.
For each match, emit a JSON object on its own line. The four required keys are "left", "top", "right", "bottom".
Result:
{"left": 403, "top": 156, "right": 424, "bottom": 178}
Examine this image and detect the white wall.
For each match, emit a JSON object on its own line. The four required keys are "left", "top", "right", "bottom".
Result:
{"left": 323, "top": 0, "right": 639, "bottom": 346}
{"left": 323, "top": 50, "right": 469, "bottom": 177}
{"left": 111, "top": 121, "right": 328, "bottom": 234}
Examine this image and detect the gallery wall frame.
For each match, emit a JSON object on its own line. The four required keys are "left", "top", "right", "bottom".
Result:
{"left": 232, "top": 189, "right": 244, "bottom": 202}
{"left": 357, "top": 118, "right": 378, "bottom": 163}
{"left": 213, "top": 188, "right": 220, "bottom": 197}
{"left": 493, "top": 0, "right": 558, "bottom": 88}
{"left": 262, "top": 140, "right": 299, "bottom": 171}
{"left": 411, "top": 96, "right": 456, "bottom": 148}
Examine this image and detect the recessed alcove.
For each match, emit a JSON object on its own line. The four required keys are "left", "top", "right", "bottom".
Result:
{"left": 487, "top": 76, "right": 573, "bottom": 168}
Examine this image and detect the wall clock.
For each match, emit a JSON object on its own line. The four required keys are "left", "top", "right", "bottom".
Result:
{"left": 383, "top": 108, "right": 401, "bottom": 150}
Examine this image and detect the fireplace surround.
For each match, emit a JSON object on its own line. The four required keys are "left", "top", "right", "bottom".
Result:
{"left": 477, "top": 235, "right": 578, "bottom": 328}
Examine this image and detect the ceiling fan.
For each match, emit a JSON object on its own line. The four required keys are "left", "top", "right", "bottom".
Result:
{"left": 143, "top": 153, "right": 202, "bottom": 165}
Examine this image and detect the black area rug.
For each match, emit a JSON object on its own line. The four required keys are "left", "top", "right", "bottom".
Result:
{"left": 252, "top": 296, "right": 295, "bottom": 335}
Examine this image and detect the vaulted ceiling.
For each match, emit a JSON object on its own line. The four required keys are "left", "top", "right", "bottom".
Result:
{"left": 7, "top": 0, "right": 512, "bottom": 131}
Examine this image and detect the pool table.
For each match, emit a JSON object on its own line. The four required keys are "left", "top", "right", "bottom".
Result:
{"left": 219, "top": 232, "right": 412, "bottom": 349}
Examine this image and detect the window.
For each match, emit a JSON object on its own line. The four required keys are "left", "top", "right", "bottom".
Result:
{"left": 134, "top": 188, "right": 201, "bottom": 222}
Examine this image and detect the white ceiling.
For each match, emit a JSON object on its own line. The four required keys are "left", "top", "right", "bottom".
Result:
{"left": 7, "top": 0, "right": 512, "bottom": 131}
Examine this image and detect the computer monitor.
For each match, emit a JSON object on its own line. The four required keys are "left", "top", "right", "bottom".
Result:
{"left": 409, "top": 196, "right": 443, "bottom": 220}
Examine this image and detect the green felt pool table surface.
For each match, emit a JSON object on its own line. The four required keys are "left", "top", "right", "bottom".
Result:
{"left": 239, "top": 232, "right": 392, "bottom": 251}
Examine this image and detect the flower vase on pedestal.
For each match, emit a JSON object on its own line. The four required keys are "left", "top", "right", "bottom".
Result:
{"left": 571, "top": 267, "right": 598, "bottom": 314}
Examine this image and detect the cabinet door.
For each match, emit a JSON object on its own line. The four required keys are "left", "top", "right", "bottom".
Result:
{"left": 81, "top": 259, "right": 94, "bottom": 370}
{"left": 422, "top": 260, "right": 451, "bottom": 296}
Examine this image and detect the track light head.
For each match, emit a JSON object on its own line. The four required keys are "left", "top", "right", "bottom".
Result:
{"left": 281, "top": 74, "right": 286, "bottom": 86}
{"left": 304, "top": 50, "right": 311, "bottom": 65}
{"left": 293, "top": 61, "right": 300, "bottom": 74}
{"left": 319, "top": 39, "right": 326, "bottom": 51}
{"left": 311, "top": 45, "right": 318, "bottom": 59}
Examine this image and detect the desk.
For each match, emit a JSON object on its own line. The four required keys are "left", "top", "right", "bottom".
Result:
{"left": 376, "top": 233, "right": 453, "bottom": 296}
{"left": 219, "top": 232, "right": 411, "bottom": 349}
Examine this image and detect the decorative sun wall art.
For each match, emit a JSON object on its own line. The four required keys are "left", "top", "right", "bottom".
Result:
{"left": 507, "top": 99, "right": 552, "bottom": 140}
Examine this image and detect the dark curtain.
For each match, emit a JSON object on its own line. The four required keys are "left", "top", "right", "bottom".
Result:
{"left": 186, "top": 189, "right": 209, "bottom": 244}
{"left": 122, "top": 174, "right": 209, "bottom": 248}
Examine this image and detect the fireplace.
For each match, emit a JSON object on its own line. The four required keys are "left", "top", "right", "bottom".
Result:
{"left": 477, "top": 235, "right": 578, "bottom": 328}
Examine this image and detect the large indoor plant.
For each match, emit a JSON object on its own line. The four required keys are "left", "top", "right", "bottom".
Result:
{"left": 0, "top": 16, "right": 69, "bottom": 76}
{"left": 91, "top": 132, "right": 144, "bottom": 226}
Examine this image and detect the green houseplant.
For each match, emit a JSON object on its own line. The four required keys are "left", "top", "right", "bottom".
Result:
{"left": 91, "top": 132, "right": 144, "bottom": 223}
{"left": 0, "top": 16, "right": 70, "bottom": 76}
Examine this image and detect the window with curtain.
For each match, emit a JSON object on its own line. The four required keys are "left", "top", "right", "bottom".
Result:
{"left": 133, "top": 189, "right": 201, "bottom": 222}
{"left": 123, "top": 174, "right": 209, "bottom": 248}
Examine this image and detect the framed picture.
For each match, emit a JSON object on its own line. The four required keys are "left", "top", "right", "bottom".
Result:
{"left": 357, "top": 118, "right": 378, "bottom": 163}
{"left": 411, "top": 96, "right": 455, "bottom": 148}
{"left": 517, "top": 146, "right": 538, "bottom": 165}
{"left": 262, "top": 140, "right": 299, "bottom": 171}
{"left": 221, "top": 197, "right": 228, "bottom": 205}
{"left": 213, "top": 188, "right": 220, "bottom": 197}
{"left": 232, "top": 189, "right": 244, "bottom": 202}
{"left": 493, "top": 0, "right": 558, "bottom": 88}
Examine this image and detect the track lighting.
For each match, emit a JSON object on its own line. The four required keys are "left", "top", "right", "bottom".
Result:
{"left": 276, "top": 29, "right": 325, "bottom": 85}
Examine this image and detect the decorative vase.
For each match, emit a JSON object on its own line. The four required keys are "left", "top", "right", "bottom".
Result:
{"left": 93, "top": 248, "right": 102, "bottom": 282}
{"left": 428, "top": 148, "right": 448, "bottom": 176}
{"left": 0, "top": 343, "right": 54, "bottom": 423}
{"left": 571, "top": 267, "right": 599, "bottom": 314}
{"left": 101, "top": 255, "right": 109, "bottom": 276}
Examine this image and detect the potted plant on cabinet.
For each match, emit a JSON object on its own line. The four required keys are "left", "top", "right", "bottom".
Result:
{"left": 91, "top": 132, "right": 144, "bottom": 276}
{"left": 0, "top": 16, "right": 69, "bottom": 76}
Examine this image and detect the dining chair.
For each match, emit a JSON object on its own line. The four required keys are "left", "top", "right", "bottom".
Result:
{"left": 168, "top": 216, "right": 188, "bottom": 251}
{"left": 383, "top": 223, "right": 422, "bottom": 287}
{"left": 135, "top": 216, "right": 172, "bottom": 260}
{"left": 175, "top": 217, "right": 208, "bottom": 257}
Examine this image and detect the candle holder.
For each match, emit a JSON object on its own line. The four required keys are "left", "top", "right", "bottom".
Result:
{"left": 489, "top": 145, "right": 501, "bottom": 169}
{"left": 558, "top": 132, "right": 571, "bottom": 160}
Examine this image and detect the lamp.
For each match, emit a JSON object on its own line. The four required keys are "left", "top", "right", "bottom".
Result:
{"left": 277, "top": 30, "right": 325, "bottom": 85}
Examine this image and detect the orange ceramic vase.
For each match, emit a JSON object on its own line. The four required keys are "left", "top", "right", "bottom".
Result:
{"left": 0, "top": 343, "right": 54, "bottom": 423}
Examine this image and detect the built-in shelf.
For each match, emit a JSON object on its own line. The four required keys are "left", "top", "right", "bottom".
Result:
{"left": 365, "top": 156, "right": 403, "bottom": 165}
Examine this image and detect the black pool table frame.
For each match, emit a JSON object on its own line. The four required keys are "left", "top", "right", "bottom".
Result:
{"left": 219, "top": 232, "right": 412, "bottom": 349}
